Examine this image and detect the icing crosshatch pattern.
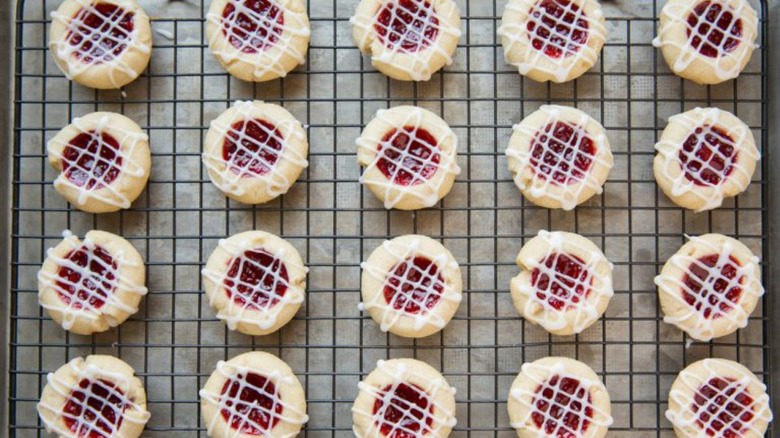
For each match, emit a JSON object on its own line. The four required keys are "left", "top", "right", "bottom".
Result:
{"left": 9, "top": 0, "right": 771, "bottom": 437}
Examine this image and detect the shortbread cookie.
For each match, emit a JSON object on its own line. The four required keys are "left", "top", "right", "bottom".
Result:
{"left": 506, "top": 105, "right": 612, "bottom": 210}
{"left": 508, "top": 357, "right": 613, "bottom": 438}
{"left": 48, "top": 112, "right": 151, "bottom": 213}
{"left": 654, "top": 107, "right": 759, "bottom": 212}
{"left": 206, "top": 0, "right": 311, "bottom": 82}
{"left": 49, "top": 0, "right": 152, "bottom": 89}
{"left": 351, "top": 0, "right": 462, "bottom": 81}
{"left": 656, "top": 234, "right": 763, "bottom": 342}
{"left": 510, "top": 230, "right": 613, "bottom": 336}
{"left": 38, "top": 230, "right": 147, "bottom": 335}
{"left": 357, "top": 106, "right": 460, "bottom": 210}
{"left": 360, "top": 235, "right": 462, "bottom": 338}
{"left": 203, "top": 100, "right": 309, "bottom": 204}
{"left": 353, "top": 358, "right": 457, "bottom": 438}
{"left": 654, "top": 0, "right": 758, "bottom": 85}
{"left": 201, "top": 352, "right": 308, "bottom": 438}
{"left": 498, "top": 0, "right": 607, "bottom": 83}
{"left": 38, "top": 355, "right": 150, "bottom": 438}
{"left": 666, "top": 359, "right": 772, "bottom": 438}
{"left": 202, "top": 230, "right": 307, "bottom": 336}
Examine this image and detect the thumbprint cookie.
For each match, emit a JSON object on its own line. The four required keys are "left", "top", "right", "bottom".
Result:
{"left": 656, "top": 234, "right": 763, "bottom": 341}
{"left": 498, "top": 0, "right": 607, "bottom": 83}
{"left": 351, "top": 0, "right": 462, "bottom": 81}
{"left": 360, "top": 234, "right": 463, "bottom": 338}
{"left": 506, "top": 105, "right": 613, "bottom": 210}
{"left": 202, "top": 230, "right": 307, "bottom": 336}
{"left": 203, "top": 100, "right": 309, "bottom": 205}
{"left": 510, "top": 230, "right": 613, "bottom": 336}
{"left": 357, "top": 106, "right": 460, "bottom": 210}
{"left": 206, "top": 0, "right": 311, "bottom": 82}
{"left": 654, "top": 107, "right": 759, "bottom": 212}
{"left": 49, "top": 0, "right": 152, "bottom": 89}
{"left": 353, "top": 358, "right": 457, "bottom": 438}
{"left": 654, "top": 0, "right": 758, "bottom": 85}
{"left": 38, "top": 355, "right": 150, "bottom": 438}
{"left": 48, "top": 112, "right": 151, "bottom": 214}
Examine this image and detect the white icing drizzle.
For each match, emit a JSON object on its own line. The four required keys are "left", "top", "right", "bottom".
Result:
{"left": 497, "top": 0, "right": 606, "bottom": 83}
{"left": 37, "top": 358, "right": 150, "bottom": 437}
{"left": 353, "top": 359, "right": 457, "bottom": 438}
{"left": 515, "top": 230, "right": 613, "bottom": 334}
{"left": 350, "top": 0, "right": 462, "bottom": 81}
{"left": 510, "top": 361, "right": 613, "bottom": 437}
{"left": 506, "top": 105, "right": 611, "bottom": 211}
{"left": 359, "top": 237, "right": 461, "bottom": 332}
{"left": 654, "top": 107, "right": 760, "bottom": 212}
{"left": 50, "top": 0, "right": 151, "bottom": 88}
{"left": 48, "top": 114, "right": 149, "bottom": 209}
{"left": 203, "top": 100, "right": 309, "bottom": 199}
{"left": 206, "top": 0, "right": 310, "bottom": 81}
{"left": 201, "top": 236, "right": 307, "bottom": 331}
{"left": 38, "top": 230, "right": 148, "bottom": 331}
{"left": 654, "top": 234, "right": 763, "bottom": 342}
{"left": 666, "top": 359, "right": 772, "bottom": 438}
{"left": 357, "top": 107, "right": 460, "bottom": 209}
{"left": 200, "top": 360, "right": 309, "bottom": 438}
{"left": 653, "top": 0, "right": 757, "bottom": 82}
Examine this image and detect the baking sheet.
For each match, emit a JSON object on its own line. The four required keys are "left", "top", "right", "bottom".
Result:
{"left": 9, "top": 0, "right": 770, "bottom": 436}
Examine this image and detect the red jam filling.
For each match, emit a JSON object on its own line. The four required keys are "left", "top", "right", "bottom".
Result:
{"left": 376, "top": 126, "right": 440, "bottom": 186}
{"left": 693, "top": 377, "right": 754, "bottom": 438}
{"left": 62, "top": 131, "right": 123, "bottom": 191}
{"left": 55, "top": 245, "right": 117, "bottom": 310}
{"left": 63, "top": 378, "right": 127, "bottom": 438}
{"left": 374, "top": 0, "right": 440, "bottom": 53}
{"left": 530, "top": 122, "right": 596, "bottom": 186}
{"left": 686, "top": 1, "right": 743, "bottom": 58}
{"left": 679, "top": 125, "right": 737, "bottom": 187}
{"left": 224, "top": 249, "right": 288, "bottom": 311}
{"left": 67, "top": 3, "right": 134, "bottom": 64}
{"left": 223, "top": 119, "right": 283, "bottom": 176}
{"left": 220, "top": 372, "right": 282, "bottom": 435}
{"left": 532, "top": 375, "right": 593, "bottom": 438}
{"left": 372, "top": 383, "right": 433, "bottom": 438}
{"left": 527, "top": 0, "right": 589, "bottom": 59}
{"left": 383, "top": 256, "right": 444, "bottom": 314}
{"left": 532, "top": 253, "right": 592, "bottom": 311}
{"left": 221, "top": 0, "right": 284, "bottom": 53}
{"left": 682, "top": 254, "right": 744, "bottom": 319}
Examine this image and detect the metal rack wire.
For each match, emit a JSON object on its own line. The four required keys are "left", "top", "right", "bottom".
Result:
{"left": 7, "top": 0, "right": 772, "bottom": 436}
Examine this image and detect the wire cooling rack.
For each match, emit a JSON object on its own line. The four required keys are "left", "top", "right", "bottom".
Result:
{"left": 6, "top": 0, "right": 775, "bottom": 436}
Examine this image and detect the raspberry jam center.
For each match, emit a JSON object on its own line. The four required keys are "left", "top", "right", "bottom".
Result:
{"left": 530, "top": 121, "right": 596, "bottom": 186}
{"left": 55, "top": 245, "right": 117, "bottom": 311}
{"left": 527, "top": 0, "right": 589, "bottom": 59}
{"left": 679, "top": 125, "right": 737, "bottom": 187}
{"left": 686, "top": 1, "right": 743, "bottom": 58}
{"left": 63, "top": 378, "right": 127, "bottom": 438}
{"left": 67, "top": 3, "right": 134, "bottom": 64}
{"left": 383, "top": 256, "right": 444, "bottom": 315}
{"left": 682, "top": 254, "right": 744, "bottom": 319}
{"left": 62, "top": 131, "right": 123, "bottom": 191}
{"left": 220, "top": 372, "right": 282, "bottom": 435}
{"left": 375, "top": 0, "right": 440, "bottom": 53}
{"left": 372, "top": 383, "right": 434, "bottom": 438}
{"left": 532, "top": 375, "right": 593, "bottom": 438}
{"left": 221, "top": 0, "right": 284, "bottom": 53}
{"left": 224, "top": 249, "right": 288, "bottom": 311}
{"left": 693, "top": 377, "right": 754, "bottom": 438}
{"left": 532, "top": 253, "right": 592, "bottom": 311}
{"left": 376, "top": 126, "right": 441, "bottom": 186}
{"left": 223, "top": 119, "right": 283, "bottom": 176}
